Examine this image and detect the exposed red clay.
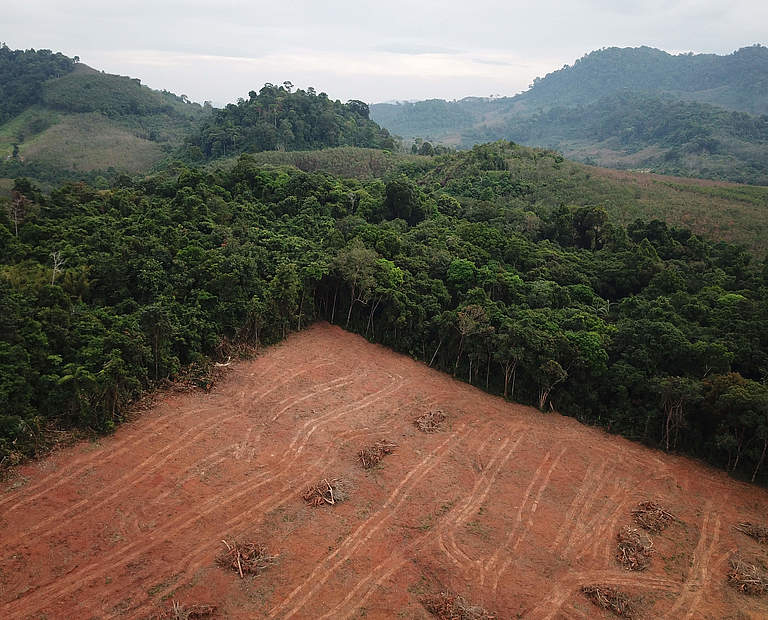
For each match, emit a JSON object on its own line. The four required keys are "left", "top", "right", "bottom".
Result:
{"left": 1, "top": 323, "right": 767, "bottom": 619}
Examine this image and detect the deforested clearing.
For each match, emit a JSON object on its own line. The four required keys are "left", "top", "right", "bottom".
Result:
{"left": 1, "top": 324, "right": 767, "bottom": 619}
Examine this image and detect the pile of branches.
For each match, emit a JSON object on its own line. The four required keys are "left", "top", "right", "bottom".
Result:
{"left": 167, "top": 361, "right": 221, "bottom": 394}
{"left": 302, "top": 477, "right": 349, "bottom": 507}
{"left": 727, "top": 554, "right": 768, "bottom": 596}
{"left": 359, "top": 439, "right": 397, "bottom": 469}
{"left": 632, "top": 501, "right": 677, "bottom": 533}
{"left": 421, "top": 591, "right": 496, "bottom": 620}
{"left": 581, "top": 585, "right": 636, "bottom": 618}
{"left": 152, "top": 601, "right": 216, "bottom": 619}
{"left": 616, "top": 526, "right": 654, "bottom": 571}
{"left": 216, "top": 540, "right": 278, "bottom": 579}
{"left": 735, "top": 522, "right": 768, "bottom": 545}
{"left": 415, "top": 409, "right": 446, "bottom": 433}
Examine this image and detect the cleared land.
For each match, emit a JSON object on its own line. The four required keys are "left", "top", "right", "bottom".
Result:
{"left": 1, "top": 324, "right": 767, "bottom": 619}
{"left": 19, "top": 113, "right": 165, "bottom": 173}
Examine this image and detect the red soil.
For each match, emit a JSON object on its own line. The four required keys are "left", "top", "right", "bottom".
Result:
{"left": 2, "top": 323, "right": 767, "bottom": 619}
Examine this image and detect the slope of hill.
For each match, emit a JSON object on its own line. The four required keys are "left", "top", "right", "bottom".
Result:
{"left": 2, "top": 324, "right": 767, "bottom": 619}
{"left": 0, "top": 49, "right": 208, "bottom": 187}
{"left": 371, "top": 45, "right": 768, "bottom": 184}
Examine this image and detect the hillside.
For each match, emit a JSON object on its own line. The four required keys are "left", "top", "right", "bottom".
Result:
{"left": 2, "top": 324, "right": 767, "bottom": 618}
{"left": 0, "top": 49, "right": 208, "bottom": 187}
{"left": 371, "top": 45, "right": 768, "bottom": 184}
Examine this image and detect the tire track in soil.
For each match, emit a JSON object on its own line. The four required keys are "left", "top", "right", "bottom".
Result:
{"left": 439, "top": 432, "right": 510, "bottom": 566}
{"left": 0, "top": 354, "right": 290, "bottom": 514}
{"left": 664, "top": 510, "right": 722, "bottom": 620}
{"left": 129, "top": 397, "right": 429, "bottom": 617}
{"left": 574, "top": 494, "right": 629, "bottom": 564}
{"left": 268, "top": 422, "right": 474, "bottom": 619}
{"left": 1, "top": 366, "right": 347, "bottom": 551}
{"left": 5, "top": 374, "right": 404, "bottom": 616}
{"left": 114, "top": 425, "right": 390, "bottom": 620}
{"left": 532, "top": 570, "right": 681, "bottom": 620}
{"left": 1, "top": 370, "right": 404, "bottom": 618}
{"left": 485, "top": 446, "right": 566, "bottom": 592}
{"left": 550, "top": 459, "right": 608, "bottom": 554}
{"left": 559, "top": 483, "right": 625, "bottom": 561}
{"left": 440, "top": 430, "right": 525, "bottom": 569}
{"left": 319, "top": 426, "right": 527, "bottom": 619}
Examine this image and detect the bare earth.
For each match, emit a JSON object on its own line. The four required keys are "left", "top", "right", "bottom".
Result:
{"left": 2, "top": 323, "right": 767, "bottom": 619}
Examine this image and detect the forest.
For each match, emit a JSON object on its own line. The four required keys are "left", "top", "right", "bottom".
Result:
{"left": 188, "top": 83, "right": 397, "bottom": 160}
{"left": 0, "top": 44, "right": 75, "bottom": 125}
{"left": 2, "top": 141, "right": 767, "bottom": 484}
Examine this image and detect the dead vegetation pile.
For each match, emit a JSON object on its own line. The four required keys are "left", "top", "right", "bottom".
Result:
{"left": 727, "top": 554, "right": 768, "bottom": 596}
{"left": 359, "top": 439, "right": 397, "bottom": 469}
{"left": 415, "top": 409, "right": 446, "bottom": 433}
{"left": 581, "top": 585, "right": 636, "bottom": 618}
{"left": 152, "top": 601, "right": 216, "bottom": 619}
{"left": 216, "top": 540, "right": 277, "bottom": 579}
{"left": 421, "top": 591, "right": 496, "bottom": 619}
{"left": 735, "top": 522, "right": 768, "bottom": 545}
{"left": 632, "top": 501, "right": 677, "bottom": 533}
{"left": 168, "top": 361, "right": 225, "bottom": 394}
{"left": 302, "top": 477, "right": 350, "bottom": 507}
{"left": 616, "top": 526, "right": 654, "bottom": 571}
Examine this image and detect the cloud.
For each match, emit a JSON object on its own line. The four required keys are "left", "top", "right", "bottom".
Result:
{"left": 5, "top": 0, "right": 767, "bottom": 103}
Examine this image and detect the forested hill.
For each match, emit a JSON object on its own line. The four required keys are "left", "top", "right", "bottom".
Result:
{"left": 370, "top": 45, "right": 768, "bottom": 184}
{"left": 2, "top": 142, "right": 768, "bottom": 484}
{"left": 185, "top": 83, "right": 397, "bottom": 160}
{"left": 520, "top": 45, "right": 768, "bottom": 114}
{"left": 0, "top": 45, "right": 208, "bottom": 189}
{"left": 0, "top": 45, "right": 75, "bottom": 124}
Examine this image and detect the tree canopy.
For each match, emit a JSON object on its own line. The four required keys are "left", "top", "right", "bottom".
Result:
{"left": 2, "top": 141, "right": 768, "bottom": 485}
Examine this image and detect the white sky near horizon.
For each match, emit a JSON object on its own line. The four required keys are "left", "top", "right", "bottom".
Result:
{"left": 4, "top": 0, "right": 767, "bottom": 106}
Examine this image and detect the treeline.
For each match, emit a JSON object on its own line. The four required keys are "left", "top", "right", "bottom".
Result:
{"left": 1, "top": 144, "right": 767, "bottom": 483}
{"left": 188, "top": 83, "right": 397, "bottom": 159}
{"left": 0, "top": 44, "right": 75, "bottom": 124}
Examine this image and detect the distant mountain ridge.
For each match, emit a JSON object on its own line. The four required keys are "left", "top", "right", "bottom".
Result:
{"left": 371, "top": 45, "right": 768, "bottom": 184}
{"left": 521, "top": 45, "right": 768, "bottom": 114}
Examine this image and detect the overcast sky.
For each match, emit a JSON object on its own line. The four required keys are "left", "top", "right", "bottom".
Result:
{"left": 5, "top": 1, "right": 767, "bottom": 105}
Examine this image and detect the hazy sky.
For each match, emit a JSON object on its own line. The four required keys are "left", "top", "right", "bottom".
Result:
{"left": 5, "top": 1, "right": 767, "bottom": 105}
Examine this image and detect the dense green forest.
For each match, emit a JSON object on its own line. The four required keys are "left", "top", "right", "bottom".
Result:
{"left": 187, "top": 83, "right": 397, "bottom": 160}
{"left": 371, "top": 45, "right": 768, "bottom": 184}
{"left": 2, "top": 142, "right": 767, "bottom": 484}
{"left": 0, "top": 44, "right": 75, "bottom": 125}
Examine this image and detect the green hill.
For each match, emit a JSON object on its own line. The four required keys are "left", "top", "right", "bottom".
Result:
{"left": 187, "top": 83, "right": 397, "bottom": 161}
{"left": 0, "top": 48, "right": 208, "bottom": 188}
{"left": 520, "top": 45, "right": 768, "bottom": 114}
{"left": 371, "top": 45, "right": 768, "bottom": 184}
